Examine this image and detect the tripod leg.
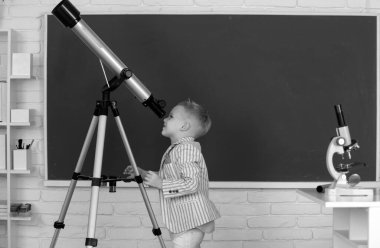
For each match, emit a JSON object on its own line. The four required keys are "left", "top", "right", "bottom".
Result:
{"left": 85, "top": 115, "right": 107, "bottom": 248}
{"left": 50, "top": 116, "right": 99, "bottom": 248}
{"left": 113, "top": 113, "right": 166, "bottom": 248}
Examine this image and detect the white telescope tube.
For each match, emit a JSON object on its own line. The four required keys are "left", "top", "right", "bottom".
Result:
{"left": 52, "top": 0, "right": 166, "bottom": 118}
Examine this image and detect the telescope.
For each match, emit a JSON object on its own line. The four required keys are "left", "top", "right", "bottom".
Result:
{"left": 50, "top": 2, "right": 167, "bottom": 248}
{"left": 52, "top": 0, "right": 166, "bottom": 118}
{"left": 50, "top": 0, "right": 166, "bottom": 248}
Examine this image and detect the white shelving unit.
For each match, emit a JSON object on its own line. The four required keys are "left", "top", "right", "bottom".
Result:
{"left": 298, "top": 189, "right": 380, "bottom": 248}
{"left": 0, "top": 29, "right": 32, "bottom": 248}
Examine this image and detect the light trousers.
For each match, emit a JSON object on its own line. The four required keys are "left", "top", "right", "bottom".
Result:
{"left": 170, "top": 228, "right": 205, "bottom": 248}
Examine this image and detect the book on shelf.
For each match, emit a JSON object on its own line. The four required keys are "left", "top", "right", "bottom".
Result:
{"left": 0, "top": 134, "right": 6, "bottom": 170}
{"left": 0, "top": 200, "right": 7, "bottom": 215}
{"left": 0, "top": 81, "right": 6, "bottom": 122}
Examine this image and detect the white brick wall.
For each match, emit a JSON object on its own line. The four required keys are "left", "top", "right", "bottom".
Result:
{"left": 1, "top": 1, "right": 376, "bottom": 248}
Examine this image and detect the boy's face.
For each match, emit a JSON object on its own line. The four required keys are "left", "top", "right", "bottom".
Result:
{"left": 162, "top": 105, "right": 187, "bottom": 139}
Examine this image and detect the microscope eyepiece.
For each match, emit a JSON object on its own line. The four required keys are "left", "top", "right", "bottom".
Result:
{"left": 52, "top": 0, "right": 81, "bottom": 28}
{"left": 334, "top": 104, "right": 346, "bottom": 127}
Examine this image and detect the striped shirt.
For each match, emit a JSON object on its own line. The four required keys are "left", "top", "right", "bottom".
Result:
{"left": 159, "top": 137, "right": 220, "bottom": 233}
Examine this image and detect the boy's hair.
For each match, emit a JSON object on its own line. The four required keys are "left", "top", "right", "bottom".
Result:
{"left": 177, "top": 99, "right": 212, "bottom": 138}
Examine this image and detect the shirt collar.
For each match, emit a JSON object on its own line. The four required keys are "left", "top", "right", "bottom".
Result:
{"left": 171, "top": 136, "right": 195, "bottom": 146}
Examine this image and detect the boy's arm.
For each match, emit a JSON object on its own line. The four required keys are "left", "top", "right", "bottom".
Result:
{"left": 139, "top": 168, "right": 148, "bottom": 179}
{"left": 161, "top": 144, "right": 202, "bottom": 198}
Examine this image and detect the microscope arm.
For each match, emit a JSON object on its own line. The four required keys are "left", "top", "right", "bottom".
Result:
{"left": 326, "top": 136, "right": 345, "bottom": 180}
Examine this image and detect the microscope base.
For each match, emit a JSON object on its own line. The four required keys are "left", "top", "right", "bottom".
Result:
{"left": 326, "top": 187, "right": 374, "bottom": 200}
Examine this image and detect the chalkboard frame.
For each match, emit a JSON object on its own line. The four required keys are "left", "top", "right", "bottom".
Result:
{"left": 43, "top": 13, "right": 380, "bottom": 188}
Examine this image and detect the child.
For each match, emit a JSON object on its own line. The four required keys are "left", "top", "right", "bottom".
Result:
{"left": 124, "top": 99, "right": 220, "bottom": 248}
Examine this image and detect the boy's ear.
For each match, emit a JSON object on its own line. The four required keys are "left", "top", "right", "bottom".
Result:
{"left": 181, "top": 121, "right": 191, "bottom": 131}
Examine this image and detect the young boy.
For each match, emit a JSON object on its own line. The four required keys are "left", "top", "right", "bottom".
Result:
{"left": 124, "top": 99, "right": 220, "bottom": 248}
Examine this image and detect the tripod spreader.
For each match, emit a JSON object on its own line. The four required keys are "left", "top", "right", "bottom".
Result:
{"left": 72, "top": 172, "right": 135, "bottom": 193}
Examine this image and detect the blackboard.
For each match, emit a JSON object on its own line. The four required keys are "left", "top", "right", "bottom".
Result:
{"left": 46, "top": 14, "right": 377, "bottom": 182}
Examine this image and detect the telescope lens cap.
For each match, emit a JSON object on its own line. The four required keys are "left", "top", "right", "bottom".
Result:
{"left": 52, "top": 0, "right": 81, "bottom": 28}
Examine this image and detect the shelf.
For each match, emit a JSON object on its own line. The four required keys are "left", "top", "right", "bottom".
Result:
{"left": 9, "top": 122, "right": 30, "bottom": 127}
{"left": 335, "top": 230, "right": 367, "bottom": 248}
{"left": 10, "top": 215, "right": 31, "bottom": 221}
{"left": 1, "top": 28, "right": 34, "bottom": 248}
{"left": 0, "top": 170, "right": 30, "bottom": 174}
{"left": 9, "top": 170, "right": 30, "bottom": 174}
{"left": 10, "top": 75, "right": 31, "bottom": 79}
{"left": 297, "top": 189, "right": 380, "bottom": 208}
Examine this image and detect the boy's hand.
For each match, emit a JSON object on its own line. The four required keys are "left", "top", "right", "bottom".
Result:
{"left": 144, "top": 171, "right": 162, "bottom": 189}
{"left": 123, "top": 165, "right": 136, "bottom": 179}
{"left": 123, "top": 165, "right": 148, "bottom": 180}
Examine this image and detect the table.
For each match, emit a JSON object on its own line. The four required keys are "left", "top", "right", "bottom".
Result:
{"left": 297, "top": 188, "right": 380, "bottom": 248}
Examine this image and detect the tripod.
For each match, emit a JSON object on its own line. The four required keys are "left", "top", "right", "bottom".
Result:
{"left": 49, "top": 88, "right": 166, "bottom": 248}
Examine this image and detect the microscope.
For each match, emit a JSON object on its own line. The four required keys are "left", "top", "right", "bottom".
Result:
{"left": 324, "top": 104, "right": 373, "bottom": 197}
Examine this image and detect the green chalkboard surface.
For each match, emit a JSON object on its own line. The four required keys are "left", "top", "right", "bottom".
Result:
{"left": 47, "top": 14, "right": 377, "bottom": 182}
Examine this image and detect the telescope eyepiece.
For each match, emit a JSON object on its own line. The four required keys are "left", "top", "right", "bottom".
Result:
{"left": 52, "top": 0, "right": 81, "bottom": 28}
{"left": 143, "top": 96, "right": 166, "bottom": 118}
